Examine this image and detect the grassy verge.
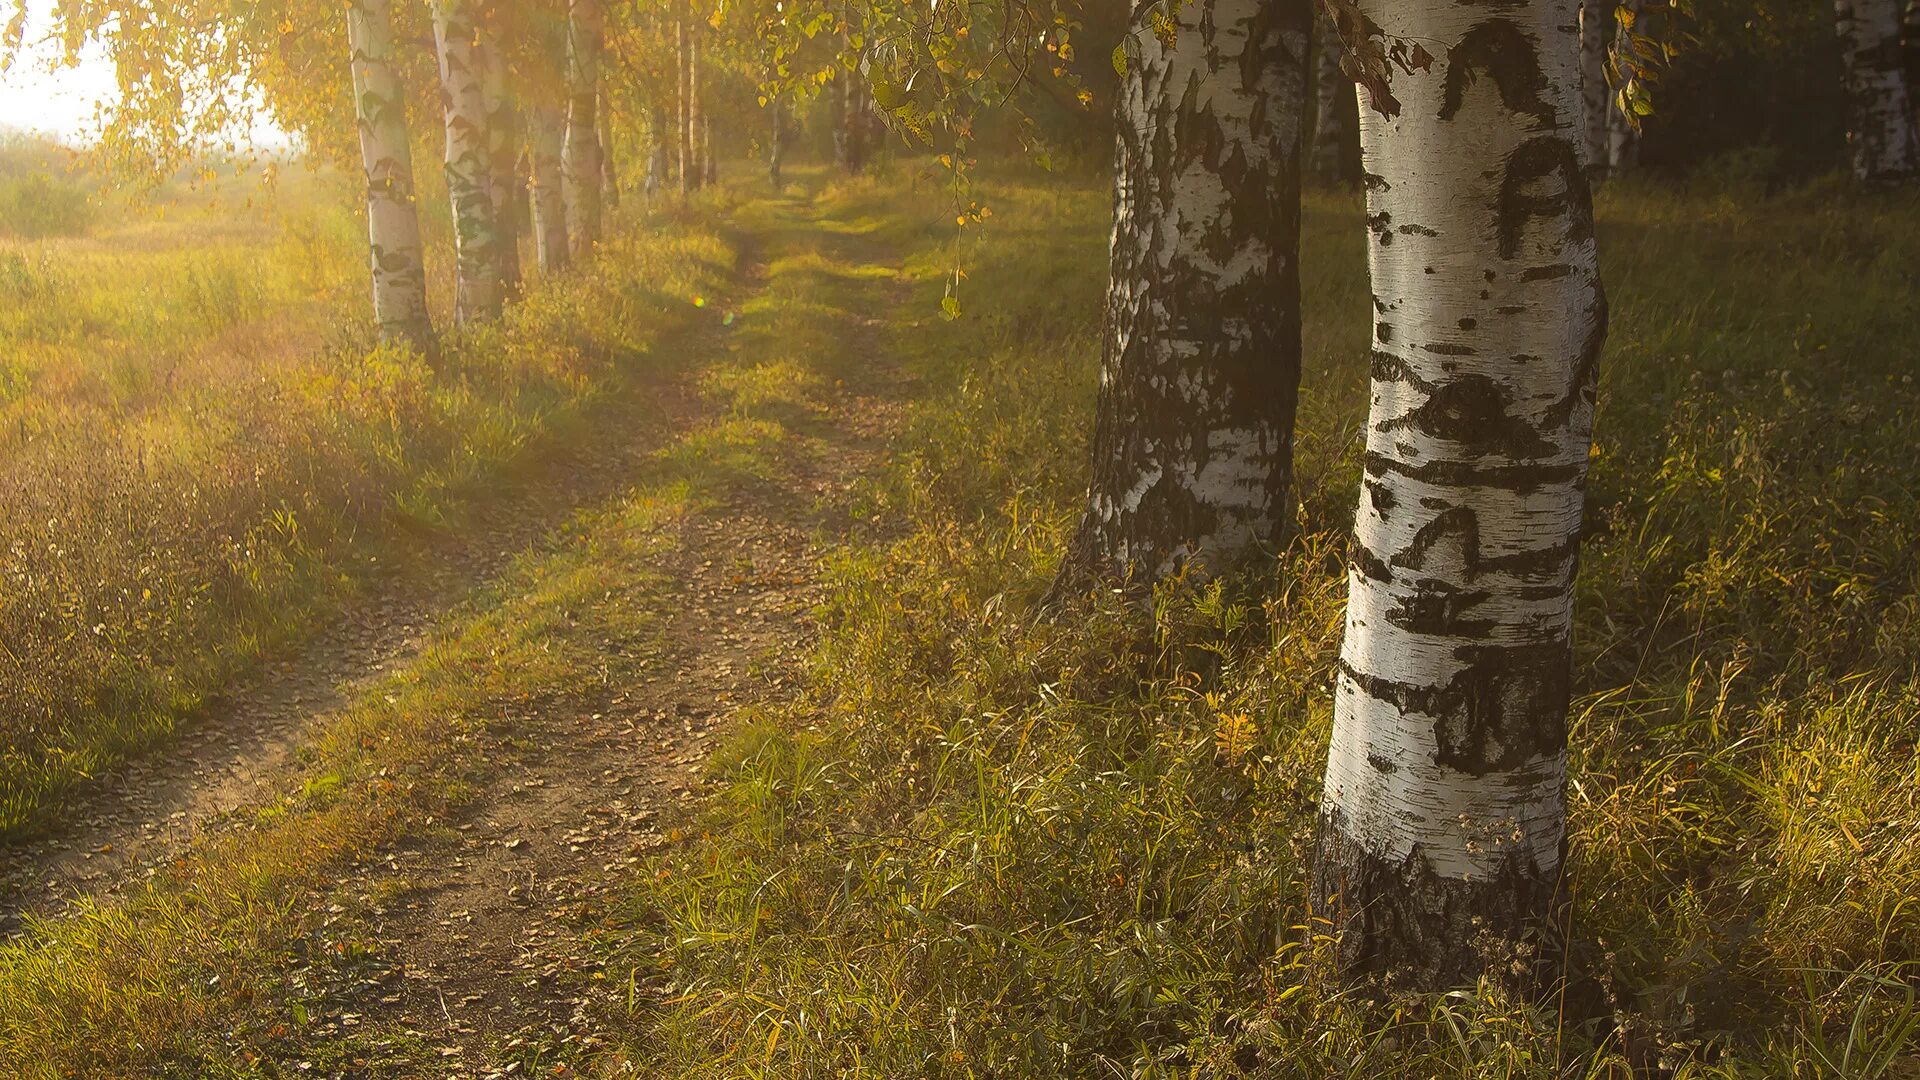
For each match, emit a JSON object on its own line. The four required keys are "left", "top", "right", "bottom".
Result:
{"left": 0, "top": 175, "right": 907, "bottom": 1077}
{"left": 0, "top": 174, "right": 733, "bottom": 839}
{"left": 610, "top": 171, "right": 1920, "bottom": 1078}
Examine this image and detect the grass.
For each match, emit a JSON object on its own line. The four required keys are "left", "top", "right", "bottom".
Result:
{"left": 602, "top": 167, "right": 1920, "bottom": 1077}
{"left": 0, "top": 172, "right": 902, "bottom": 1077}
{"left": 0, "top": 138, "right": 732, "bottom": 840}
{"left": 2, "top": 160, "right": 1918, "bottom": 1077}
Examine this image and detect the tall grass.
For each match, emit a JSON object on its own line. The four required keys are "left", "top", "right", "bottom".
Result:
{"left": 0, "top": 157, "right": 734, "bottom": 839}
{"left": 613, "top": 172, "right": 1920, "bottom": 1076}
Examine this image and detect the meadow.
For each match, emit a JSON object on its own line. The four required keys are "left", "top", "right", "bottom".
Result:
{"left": 0, "top": 148, "right": 1915, "bottom": 1077}
{"left": 0, "top": 135, "right": 724, "bottom": 838}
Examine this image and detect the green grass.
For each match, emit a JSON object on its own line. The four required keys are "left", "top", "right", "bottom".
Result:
{"left": 607, "top": 170, "right": 1920, "bottom": 1077}
{"left": 0, "top": 149, "right": 733, "bottom": 840}
{"left": 0, "top": 172, "right": 906, "bottom": 1077}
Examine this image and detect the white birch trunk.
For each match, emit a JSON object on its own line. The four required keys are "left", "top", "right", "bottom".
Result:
{"left": 677, "top": 4, "right": 695, "bottom": 193}
{"left": 480, "top": 35, "right": 523, "bottom": 297}
{"left": 1312, "top": 0, "right": 1606, "bottom": 990}
{"left": 599, "top": 97, "right": 621, "bottom": 209}
{"left": 564, "top": 0, "right": 605, "bottom": 256}
{"left": 345, "top": 0, "right": 433, "bottom": 350}
{"left": 1604, "top": 0, "right": 1639, "bottom": 173}
{"left": 1578, "top": 0, "right": 1610, "bottom": 176}
{"left": 1837, "top": 0, "right": 1920, "bottom": 181}
{"left": 529, "top": 104, "right": 570, "bottom": 274}
{"left": 702, "top": 109, "right": 716, "bottom": 185}
{"left": 432, "top": 0, "right": 505, "bottom": 325}
{"left": 1053, "top": 0, "right": 1311, "bottom": 592}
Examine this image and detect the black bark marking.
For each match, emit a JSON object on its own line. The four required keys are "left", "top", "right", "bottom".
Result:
{"left": 1376, "top": 322, "right": 1394, "bottom": 342}
{"left": 1366, "top": 479, "right": 1397, "bottom": 517}
{"left": 1337, "top": 637, "right": 1570, "bottom": 775}
{"left": 1377, "top": 374, "right": 1560, "bottom": 458}
{"left": 1497, "top": 136, "right": 1586, "bottom": 260}
{"left": 1312, "top": 808, "right": 1567, "bottom": 993}
{"left": 1392, "top": 506, "right": 1481, "bottom": 574}
{"left": 1439, "top": 20, "right": 1555, "bottom": 127}
{"left": 1385, "top": 581, "right": 1497, "bottom": 637}
{"left": 1457, "top": 317, "right": 1476, "bottom": 330}
{"left": 1364, "top": 452, "right": 1580, "bottom": 492}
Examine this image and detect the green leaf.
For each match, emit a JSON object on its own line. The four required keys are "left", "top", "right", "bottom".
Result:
{"left": 1110, "top": 43, "right": 1127, "bottom": 78}
{"left": 940, "top": 294, "right": 961, "bottom": 320}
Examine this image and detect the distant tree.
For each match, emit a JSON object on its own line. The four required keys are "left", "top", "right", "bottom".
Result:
{"left": 432, "top": 0, "right": 507, "bottom": 324}
{"left": 345, "top": 0, "right": 434, "bottom": 351}
{"left": 1310, "top": 0, "right": 1607, "bottom": 991}
{"left": 479, "top": 17, "right": 524, "bottom": 297}
{"left": 526, "top": 2, "right": 574, "bottom": 275}
{"left": 566, "top": 0, "right": 607, "bottom": 255}
{"left": 1837, "top": 0, "right": 1919, "bottom": 180}
{"left": 1052, "top": 0, "right": 1312, "bottom": 595}
{"left": 1310, "top": 14, "right": 1357, "bottom": 186}
{"left": 1579, "top": 0, "right": 1611, "bottom": 176}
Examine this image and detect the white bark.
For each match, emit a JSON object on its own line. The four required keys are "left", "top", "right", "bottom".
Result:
{"left": 1315, "top": 0, "right": 1605, "bottom": 986}
{"left": 345, "top": 0, "right": 432, "bottom": 350}
{"left": 1837, "top": 0, "right": 1920, "bottom": 180}
{"left": 1578, "top": 0, "right": 1609, "bottom": 175}
{"left": 1056, "top": 0, "right": 1310, "bottom": 591}
{"left": 1604, "top": 0, "right": 1639, "bottom": 172}
{"left": 480, "top": 34, "right": 522, "bottom": 297}
{"left": 529, "top": 104, "right": 570, "bottom": 274}
{"left": 432, "top": 0, "right": 505, "bottom": 324}
{"left": 564, "top": 0, "right": 605, "bottom": 255}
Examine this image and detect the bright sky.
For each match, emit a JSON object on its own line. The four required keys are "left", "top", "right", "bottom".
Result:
{"left": 0, "top": 14, "right": 289, "bottom": 147}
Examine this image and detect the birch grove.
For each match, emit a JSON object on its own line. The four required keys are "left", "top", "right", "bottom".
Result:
{"left": 1053, "top": 0, "right": 1311, "bottom": 591}
{"left": 1311, "top": 0, "right": 1607, "bottom": 988}
{"left": 432, "top": 0, "right": 506, "bottom": 325}
{"left": 345, "top": 0, "right": 433, "bottom": 351}
{"left": 1836, "top": 0, "right": 1920, "bottom": 181}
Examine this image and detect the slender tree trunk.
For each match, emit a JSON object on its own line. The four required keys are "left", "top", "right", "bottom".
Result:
{"left": 528, "top": 104, "right": 570, "bottom": 274}
{"left": 564, "top": 0, "right": 605, "bottom": 256}
{"left": 677, "top": 3, "right": 695, "bottom": 193}
{"left": 1311, "top": 0, "right": 1606, "bottom": 992}
{"left": 1837, "top": 0, "right": 1920, "bottom": 180}
{"left": 432, "top": 0, "right": 504, "bottom": 325}
{"left": 1604, "top": 0, "right": 1639, "bottom": 173}
{"left": 1309, "top": 15, "right": 1355, "bottom": 186}
{"left": 702, "top": 109, "right": 716, "bottom": 185}
{"left": 345, "top": 0, "right": 433, "bottom": 351}
{"left": 648, "top": 108, "right": 670, "bottom": 197}
{"left": 768, "top": 98, "right": 785, "bottom": 189}
{"left": 688, "top": 35, "right": 705, "bottom": 190}
{"left": 480, "top": 35, "right": 523, "bottom": 297}
{"left": 1052, "top": 0, "right": 1311, "bottom": 594}
{"left": 1906, "top": 0, "right": 1920, "bottom": 112}
{"left": 599, "top": 96, "right": 621, "bottom": 208}
{"left": 1579, "top": 0, "right": 1610, "bottom": 178}
{"left": 831, "top": 56, "right": 868, "bottom": 174}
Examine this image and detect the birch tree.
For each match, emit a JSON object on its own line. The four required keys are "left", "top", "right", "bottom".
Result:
{"left": 1052, "top": 0, "right": 1312, "bottom": 592}
{"left": 345, "top": 0, "right": 433, "bottom": 351}
{"left": 1837, "top": 0, "right": 1920, "bottom": 181}
{"left": 565, "top": 0, "right": 606, "bottom": 256}
{"left": 1309, "top": 19, "right": 1355, "bottom": 185}
{"left": 432, "top": 0, "right": 506, "bottom": 324}
{"left": 1578, "top": 0, "right": 1609, "bottom": 176}
{"left": 1310, "top": 0, "right": 1607, "bottom": 989}
{"left": 678, "top": 3, "right": 697, "bottom": 193}
{"left": 599, "top": 101, "right": 622, "bottom": 207}
{"left": 480, "top": 32, "right": 523, "bottom": 296}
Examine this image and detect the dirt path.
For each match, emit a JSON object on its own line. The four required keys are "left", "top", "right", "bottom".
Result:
{"left": 1, "top": 188, "right": 910, "bottom": 1077}
{"left": 0, "top": 372, "right": 707, "bottom": 940}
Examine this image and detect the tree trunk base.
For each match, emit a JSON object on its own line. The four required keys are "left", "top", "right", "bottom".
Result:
{"left": 1310, "top": 809, "right": 1567, "bottom": 994}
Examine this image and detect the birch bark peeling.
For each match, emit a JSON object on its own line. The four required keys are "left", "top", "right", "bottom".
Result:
{"left": 1837, "top": 0, "right": 1920, "bottom": 181}
{"left": 432, "top": 0, "right": 505, "bottom": 325}
{"left": 1312, "top": 0, "right": 1606, "bottom": 990}
{"left": 346, "top": 0, "right": 433, "bottom": 350}
{"left": 1056, "top": 0, "right": 1311, "bottom": 591}
{"left": 564, "top": 0, "right": 605, "bottom": 256}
